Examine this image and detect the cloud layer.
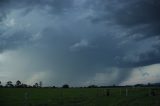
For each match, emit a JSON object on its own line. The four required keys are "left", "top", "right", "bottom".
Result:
{"left": 0, "top": 0, "right": 160, "bottom": 86}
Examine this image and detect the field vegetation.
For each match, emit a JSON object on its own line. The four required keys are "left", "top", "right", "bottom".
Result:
{"left": 0, "top": 87, "right": 160, "bottom": 106}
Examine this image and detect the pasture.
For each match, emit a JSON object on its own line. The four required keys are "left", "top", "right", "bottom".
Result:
{"left": 0, "top": 87, "right": 160, "bottom": 106}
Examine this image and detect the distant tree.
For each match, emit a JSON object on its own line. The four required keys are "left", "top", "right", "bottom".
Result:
{"left": 87, "top": 85, "right": 98, "bottom": 88}
{"left": 112, "top": 84, "right": 116, "bottom": 87}
{"left": 62, "top": 84, "right": 69, "bottom": 88}
{"left": 33, "top": 83, "right": 39, "bottom": 88}
{"left": 39, "top": 81, "right": 42, "bottom": 88}
{"left": 134, "top": 84, "right": 145, "bottom": 87}
{"left": 52, "top": 86, "right": 56, "bottom": 88}
{"left": 148, "top": 83, "right": 151, "bottom": 85}
{"left": 0, "top": 81, "right": 2, "bottom": 88}
{"left": 16, "top": 80, "right": 22, "bottom": 87}
{"left": 21, "top": 84, "right": 28, "bottom": 88}
{"left": 28, "top": 85, "right": 33, "bottom": 88}
{"left": 6, "top": 81, "right": 14, "bottom": 88}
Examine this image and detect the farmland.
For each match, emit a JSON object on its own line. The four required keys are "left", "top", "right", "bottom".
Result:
{"left": 0, "top": 88, "right": 160, "bottom": 106}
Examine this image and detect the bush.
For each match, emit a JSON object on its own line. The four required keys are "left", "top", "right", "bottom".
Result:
{"left": 62, "top": 84, "right": 69, "bottom": 88}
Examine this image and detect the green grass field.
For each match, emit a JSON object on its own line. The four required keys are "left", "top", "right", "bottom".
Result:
{"left": 0, "top": 88, "right": 160, "bottom": 106}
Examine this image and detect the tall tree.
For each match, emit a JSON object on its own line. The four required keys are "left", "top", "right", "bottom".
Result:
{"left": 0, "top": 81, "right": 1, "bottom": 85}
{"left": 39, "top": 81, "right": 42, "bottom": 88}
{"left": 33, "top": 83, "right": 39, "bottom": 88}
{"left": 6, "top": 81, "right": 13, "bottom": 87}
{"left": 16, "top": 80, "right": 22, "bottom": 87}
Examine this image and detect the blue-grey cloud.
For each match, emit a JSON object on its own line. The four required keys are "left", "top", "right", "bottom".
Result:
{"left": 0, "top": 0, "right": 160, "bottom": 86}
{"left": 88, "top": 0, "right": 160, "bottom": 67}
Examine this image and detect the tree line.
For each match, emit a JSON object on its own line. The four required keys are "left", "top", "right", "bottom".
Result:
{"left": 0, "top": 80, "right": 40, "bottom": 88}
{"left": 0, "top": 80, "right": 70, "bottom": 88}
{"left": 0, "top": 80, "right": 160, "bottom": 88}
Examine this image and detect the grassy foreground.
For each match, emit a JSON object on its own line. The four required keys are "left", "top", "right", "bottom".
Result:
{"left": 0, "top": 88, "right": 160, "bottom": 106}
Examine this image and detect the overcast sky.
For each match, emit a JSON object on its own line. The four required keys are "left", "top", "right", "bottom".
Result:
{"left": 0, "top": 0, "right": 160, "bottom": 86}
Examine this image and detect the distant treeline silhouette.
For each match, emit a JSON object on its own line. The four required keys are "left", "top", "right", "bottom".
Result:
{"left": 0, "top": 80, "right": 40, "bottom": 88}
{"left": 0, "top": 80, "right": 160, "bottom": 88}
{"left": 0, "top": 80, "right": 71, "bottom": 88}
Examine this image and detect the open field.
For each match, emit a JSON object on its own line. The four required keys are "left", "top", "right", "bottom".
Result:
{"left": 0, "top": 88, "right": 160, "bottom": 106}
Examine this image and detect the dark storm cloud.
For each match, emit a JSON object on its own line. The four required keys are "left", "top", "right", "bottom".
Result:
{"left": 133, "top": 45, "right": 160, "bottom": 67}
{"left": 0, "top": 0, "right": 10, "bottom": 21}
{"left": 0, "top": 0, "right": 160, "bottom": 86}
{"left": 91, "top": 0, "right": 160, "bottom": 37}
{"left": 89, "top": 0, "right": 160, "bottom": 67}
{"left": 30, "top": 27, "right": 134, "bottom": 85}
{"left": 113, "top": 0, "right": 160, "bottom": 38}
{"left": 115, "top": 0, "right": 160, "bottom": 66}
{"left": 0, "top": 31, "right": 31, "bottom": 53}
{"left": 0, "top": 0, "right": 74, "bottom": 26}
{"left": 0, "top": 0, "right": 74, "bottom": 53}
{"left": 0, "top": 0, "right": 74, "bottom": 14}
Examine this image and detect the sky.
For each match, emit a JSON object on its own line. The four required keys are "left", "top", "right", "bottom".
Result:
{"left": 0, "top": 0, "right": 160, "bottom": 86}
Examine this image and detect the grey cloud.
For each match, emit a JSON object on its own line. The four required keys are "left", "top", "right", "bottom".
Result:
{"left": 0, "top": 31, "right": 31, "bottom": 53}
{"left": 0, "top": 0, "right": 74, "bottom": 53}
{"left": 88, "top": 0, "right": 160, "bottom": 67}
{"left": 114, "top": 0, "right": 160, "bottom": 39}
{"left": 0, "top": 0, "right": 74, "bottom": 14}
{"left": 92, "top": 0, "right": 160, "bottom": 38}
{"left": 135, "top": 45, "right": 160, "bottom": 67}
{"left": 0, "top": 0, "right": 160, "bottom": 86}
